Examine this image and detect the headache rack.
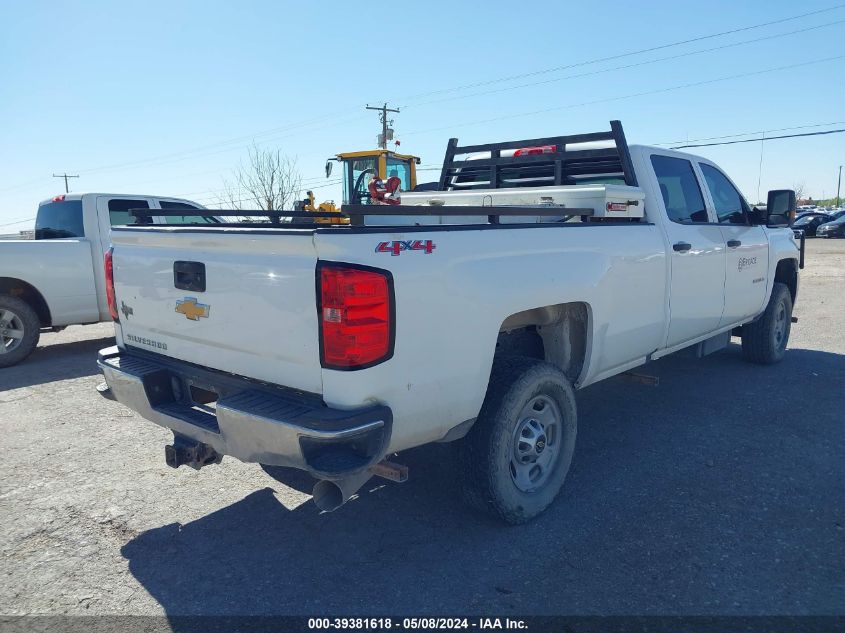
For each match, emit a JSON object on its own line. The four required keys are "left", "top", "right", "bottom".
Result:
{"left": 125, "top": 120, "right": 641, "bottom": 228}
{"left": 437, "top": 120, "right": 638, "bottom": 191}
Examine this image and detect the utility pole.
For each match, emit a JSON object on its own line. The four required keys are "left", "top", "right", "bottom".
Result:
{"left": 52, "top": 173, "right": 79, "bottom": 193}
{"left": 837, "top": 165, "right": 842, "bottom": 207}
{"left": 366, "top": 103, "right": 400, "bottom": 149}
{"left": 756, "top": 131, "right": 766, "bottom": 204}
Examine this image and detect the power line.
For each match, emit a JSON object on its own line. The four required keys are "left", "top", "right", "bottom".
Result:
{"left": 393, "top": 3, "right": 845, "bottom": 105}
{"left": 74, "top": 113, "right": 368, "bottom": 177}
{"left": 171, "top": 172, "right": 341, "bottom": 201}
{"left": 0, "top": 176, "right": 54, "bottom": 195}
{"left": 188, "top": 179, "right": 343, "bottom": 205}
{"left": 4, "top": 6, "right": 843, "bottom": 202}
{"left": 173, "top": 173, "right": 342, "bottom": 202}
{"left": 0, "top": 217, "right": 35, "bottom": 228}
{"left": 671, "top": 128, "right": 845, "bottom": 148}
{"left": 27, "top": 5, "right": 845, "bottom": 186}
{"left": 403, "top": 54, "right": 845, "bottom": 136}
{"left": 654, "top": 120, "right": 845, "bottom": 146}
{"left": 402, "top": 19, "right": 845, "bottom": 109}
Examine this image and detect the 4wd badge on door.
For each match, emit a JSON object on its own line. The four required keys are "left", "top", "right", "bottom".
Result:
{"left": 175, "top": 297, "right": 210, "bottom": 321}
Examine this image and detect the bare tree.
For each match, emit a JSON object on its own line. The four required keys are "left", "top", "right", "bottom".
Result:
{"left": 217, "top": 144, "right": 302, "bottom": 223}
{"left": 792, "top": 181, "right": 807, "bottom": 203}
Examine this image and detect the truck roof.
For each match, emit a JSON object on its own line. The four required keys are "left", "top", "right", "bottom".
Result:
{"left": 629, "top": 144, "right": 705, "bottom": 162}
{"left": 38, "top": 192, "right": 202, "bottom": 206}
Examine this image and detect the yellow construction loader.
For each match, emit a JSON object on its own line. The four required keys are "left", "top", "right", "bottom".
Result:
{"left": 298, "top": 148, "right": 421, "bottom": 224}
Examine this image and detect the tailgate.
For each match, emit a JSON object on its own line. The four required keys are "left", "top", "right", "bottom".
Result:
{"left": 110, "top": 227, "right": 323, "bottom": 394}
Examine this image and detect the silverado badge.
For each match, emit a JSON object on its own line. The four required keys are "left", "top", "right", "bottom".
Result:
{"left": 175, "top": 297, "right": 210, "bottom": 321}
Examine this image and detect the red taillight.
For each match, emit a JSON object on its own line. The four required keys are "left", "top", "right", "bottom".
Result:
{"left": 319, "top": 263, "right": 393, "bottom": 370}
{"left": 52, "top": 194, "right": 66, "bottom": 202}
{"left": 104, "top": 248, "right": 119, "bottom": 321}
{"left": 513, "top": 144, "right": 557, "bottom": 157}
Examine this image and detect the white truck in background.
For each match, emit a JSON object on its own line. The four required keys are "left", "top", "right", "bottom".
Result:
{"left": 0, "top": 193, "right": 211, "bottom": 368}
{"left": 98, "top": 122, "right": 802, "bottom": 523}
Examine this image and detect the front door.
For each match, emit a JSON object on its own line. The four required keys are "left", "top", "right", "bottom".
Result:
{"left": 651, "top": 154, "right": 726, "bottom": 348}
{"left": 698, "top": 163, "right": 769, "bottom": 327}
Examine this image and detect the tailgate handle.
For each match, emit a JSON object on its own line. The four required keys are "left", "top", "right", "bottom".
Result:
{"left": 173, "top": 261, "right": 206, "bottom": 292}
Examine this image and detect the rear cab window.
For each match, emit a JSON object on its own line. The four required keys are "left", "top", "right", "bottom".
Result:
{"left": 35, "top": 199, "right": 85, "bottom": 239}
{"left": 650, "top": 155, "right": 709, "bottom": 224}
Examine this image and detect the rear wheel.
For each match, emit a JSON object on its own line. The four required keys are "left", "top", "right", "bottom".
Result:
{"left": 457, "top": 357, "right": 577, "bottom": 524}
{"left": 741, "top": 282, "right": 792, "bottom": 365}
{"left": 0, "top": 296, "right": 41, "bottom": 368}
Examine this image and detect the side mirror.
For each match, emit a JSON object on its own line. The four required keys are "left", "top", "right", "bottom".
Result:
{"left": 766, "top": 189, "right": 796, "bottom": 227}
{"left": 325, "top": 161, "right": 333, "bottom": 178}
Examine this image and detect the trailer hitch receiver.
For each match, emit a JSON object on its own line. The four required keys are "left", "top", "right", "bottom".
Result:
{"left": 165, "top": 434, "right": 222, "bottom": 470}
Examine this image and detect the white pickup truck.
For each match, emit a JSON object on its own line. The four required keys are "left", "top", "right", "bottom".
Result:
{"left": 0, "top": 192, "right": 211, "bottom": 367}
{"left": 98, "top": 122, "right": 802, "bottom": 523}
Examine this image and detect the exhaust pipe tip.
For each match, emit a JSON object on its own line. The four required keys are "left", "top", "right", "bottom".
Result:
{"left": 312, "top": 480, "right": 345, "bottom": 512}
{"left": 312, "top": 470, "right": 373, "bottom": 512}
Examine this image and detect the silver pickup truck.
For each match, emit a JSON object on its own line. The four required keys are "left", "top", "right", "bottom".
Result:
{"left": 0, "top": 192, "right": 210, "bottom": 367}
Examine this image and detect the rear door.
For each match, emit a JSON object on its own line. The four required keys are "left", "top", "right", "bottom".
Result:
{"left": 651, "top": 153, "right": 726, "bottom": 348}
{"left": 698, "top": 162, "right": 769, "bottom": 326}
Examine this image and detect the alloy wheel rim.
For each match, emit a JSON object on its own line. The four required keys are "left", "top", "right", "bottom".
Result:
{"left": 0, "top": 309, "right": 25, "bottom": 355}
{"left": 510, "top": 394, "right": 563, "bottom": 493}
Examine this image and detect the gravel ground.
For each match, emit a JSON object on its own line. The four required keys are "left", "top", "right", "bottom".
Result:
{"left": 1, "top": 239, "right": 843, "bottom": 616}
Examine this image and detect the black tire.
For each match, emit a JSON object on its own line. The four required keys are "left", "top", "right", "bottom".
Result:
{"left": 741, "top": 282, "right": 792, "bottom": 365}
{"left": 457, "top": 357, "right": 577, "bottom": 524}
{"left": 0, "top": 295, "right": 41, "bottom": 368}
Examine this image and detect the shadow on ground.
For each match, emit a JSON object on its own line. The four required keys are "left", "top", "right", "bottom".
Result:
{"left": 0, "top": 335, "right": 113, "bottom": 391}
{"left": 121, "top": 345, "right": 844, "bottom": 617}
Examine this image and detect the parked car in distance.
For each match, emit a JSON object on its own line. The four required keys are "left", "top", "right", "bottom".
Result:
{"left": 817, "top": 215, "right": 845, "bottom": 238}
{"left": 0, "top": 192, "right": 210, "bottom": 367}
{"left": 792, "top": 212, "right": 833, "bottom": 237}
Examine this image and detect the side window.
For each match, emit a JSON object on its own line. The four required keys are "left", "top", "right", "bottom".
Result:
{"left": 650, "top": 155, "right": 709, "bottom": 224}
{"left": 159, "top": 201, "right": 199, "bottom": 210}
{"left": 108, "top": 199, "right": 150, "bottom": 225}
{"left": 158, "top": 200, "right": 216, "bottom": 224}
{"left": 35, "top": 200, "right": 85, "bottom": 239}
{"left": 700, "top": 164, "right": 750, "bottom": 225}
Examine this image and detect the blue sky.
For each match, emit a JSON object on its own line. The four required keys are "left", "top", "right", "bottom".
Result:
{"left": 1, "top": 0, "right": 843, "bottom": 229}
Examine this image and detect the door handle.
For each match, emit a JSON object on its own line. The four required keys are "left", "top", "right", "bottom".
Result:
{"left": 672, "top": 242, "right": 692, "bottom": 252}
{"left": 727, "top": 239, "right": 742, "bottom": 248}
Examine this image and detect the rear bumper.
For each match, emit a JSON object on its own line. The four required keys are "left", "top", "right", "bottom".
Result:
{"left": 97, "top": 346, "right": 391, "bottom": 479}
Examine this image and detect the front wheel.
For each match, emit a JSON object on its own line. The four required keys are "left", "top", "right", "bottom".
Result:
{"left": 741, "top": 282, "right": 792, "bottom": 365}
{"left": 457, "top": 357, "right": 577, "bottom": 524}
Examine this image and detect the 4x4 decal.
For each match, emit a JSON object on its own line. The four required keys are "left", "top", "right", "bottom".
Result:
{"left": 375, "top": 240, "right": 436, "bottom": 256}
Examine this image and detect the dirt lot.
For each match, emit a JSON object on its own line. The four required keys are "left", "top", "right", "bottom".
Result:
{"left": 1, "top": 239, "right": 843, "bottom": 616}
